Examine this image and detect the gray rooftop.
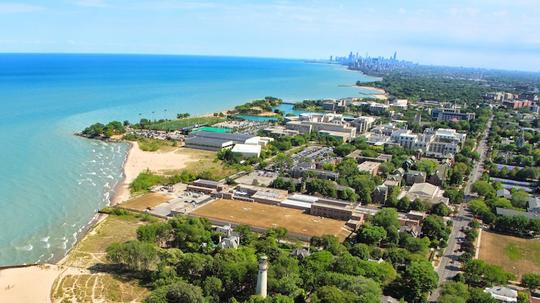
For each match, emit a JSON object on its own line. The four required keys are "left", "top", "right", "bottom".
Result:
{"left": 496, "top": 207, "right": 540, "bottom": 220}
{"left": 188, "top": 131, "right": 254, "bottom": 143}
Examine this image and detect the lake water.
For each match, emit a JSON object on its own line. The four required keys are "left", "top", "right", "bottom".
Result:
{"left": 0, "top": 54, "right": 377, "bottom": 265}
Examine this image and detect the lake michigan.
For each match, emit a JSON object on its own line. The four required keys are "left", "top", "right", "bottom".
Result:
{"left": 0, "top": 54, "right": 378, "bottom": 265}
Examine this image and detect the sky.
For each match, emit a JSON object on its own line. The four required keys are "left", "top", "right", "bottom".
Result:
{"left": 0, "top": 0, "right": 539, "bottom": 71}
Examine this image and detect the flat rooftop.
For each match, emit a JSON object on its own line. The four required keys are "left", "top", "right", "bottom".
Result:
{"left": 191, "top": 199, "right": 350, "bottom": 239}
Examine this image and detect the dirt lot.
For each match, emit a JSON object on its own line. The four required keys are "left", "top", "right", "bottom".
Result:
{"left": 120, "top": 192, "right": 170, "bottom": 211}
{"left": 191, "top": 199, "right": 350, "bottom": 239}
{"left": 478, "top": 230, "right": 540, "bottom": 278}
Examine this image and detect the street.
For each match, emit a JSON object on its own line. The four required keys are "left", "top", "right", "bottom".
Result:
{"left": 429, "top": 116, "right": 492, "bottom": 302}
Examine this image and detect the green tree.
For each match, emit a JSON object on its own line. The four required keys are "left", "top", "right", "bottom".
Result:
{"left": 462, "top": 259, "right": 514, "bottom": 287}
{"left": 144, "top": 280, "right": 206, "bottom": 303}
{"left": 421, "top": 215, "right": 450, "bottom": 247}
{"left": 311, "top": 285, "right": 349, "bottom": 303}
{"left": 511, "top": 190, "right": 529, "bottom": 209}
{"left": 334, "top": 144, "right": 356, "bottom": 157}
{"left": 416, "top": 159, "right": 438, "bottom": 176}
{"left": 472, "top": 181, "right": 495, "bottom": 198}
{"left": 467, "top": 288, "right": 497, "bottom": 303}
{"left": 400, "top": 261, "right": 438, "bottom": 303}
{"left": 431, "top": 203, "right": 451, "bottom": 217}
{"left": 522, "top": 273, "right": 540, "bottom": 290}
{"left": 202, "top": 276, "right": 222, "bottom": 303}
{"left": 106, "top": 240, "right": 159, "bottom": 272}
{"left": 439, "top": 281, "right": 469, "bottom": 303}
{"left": 357, "top": 224, "right": 387, "bottom": 245}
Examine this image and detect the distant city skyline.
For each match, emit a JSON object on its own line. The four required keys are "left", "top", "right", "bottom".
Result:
{"left": 1, "top": 0, "right": 539, "bottom": 71}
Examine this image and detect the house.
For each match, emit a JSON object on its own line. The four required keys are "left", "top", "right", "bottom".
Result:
{"left": 290, "top": 248, "right": 311, "bottom": 259}
{"left": 219, "top": 235, "right": 240, "bottom": 249}
{"left": 428, "top": 163, "right": 449, "bottom": 186}
{"left": 484, "top": 286, "right": 517, "bottom": 302}
{"left": 402, "top": 182, "right": 449, "bottom": 205}
{"left": 497, "top": 188, "right": 512, "bottom": 199}
{"left": 373, "top": 185, "right": 388, "bottom": 204}
{"left": 405, "top": 170, "right": 427, "bottom": 185}
{"left": 529, "top": 196, "right": 540, "bottom": 213}
{"left": 357, "top": 161, "right": 381, "bottom": 176}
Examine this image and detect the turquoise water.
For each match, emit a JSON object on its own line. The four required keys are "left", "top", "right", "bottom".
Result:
{"left": 235, "top": 115, "right": 280, "bottom": 122}
{"left": 0, "top": 54, "right": 377, "bottom": 265}
{"left": 193, "top": 127, "right": 231, "bottom": 133}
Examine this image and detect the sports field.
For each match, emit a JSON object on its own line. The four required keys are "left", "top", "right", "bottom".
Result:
{"left": 478, "top": 230, "right": 540, "bottom": 278}
{"left": 191, "top": 199, "right": 350, "bottom": 239}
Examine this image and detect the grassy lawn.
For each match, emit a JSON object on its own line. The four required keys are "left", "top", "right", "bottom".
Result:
{"left": 479, "top": 230, "right": 540, "bottom": 278}
{"left": 146, "top": 116, "right": 226, "bottom": 131}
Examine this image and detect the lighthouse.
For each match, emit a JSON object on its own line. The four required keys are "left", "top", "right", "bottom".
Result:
{"left": 256, "top": 256, "right": 268, "bottom": 298}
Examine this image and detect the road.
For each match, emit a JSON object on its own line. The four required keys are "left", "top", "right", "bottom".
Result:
{"left": 429, "top": 116, "right": 492, "bottom": 302}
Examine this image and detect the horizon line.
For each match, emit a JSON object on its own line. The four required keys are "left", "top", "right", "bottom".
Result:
{"left": 1, "top": 51, "right": 539, "bottom": 74}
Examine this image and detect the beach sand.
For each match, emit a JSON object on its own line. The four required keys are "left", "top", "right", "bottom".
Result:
{"left": 0, "top": 142, "right": 205, "bottom": 303}
{"left": 0, "top": 264, "right": 63, "bottom": 303}
{"left": 355, "top": 85, "right": 388, "bottom": 100}
{"left": 112, "top": 141, "right": 199, "bottom": 204}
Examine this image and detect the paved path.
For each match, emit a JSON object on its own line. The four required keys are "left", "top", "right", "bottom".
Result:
{"left": 429, "top": 116, "right": 492, "bottom": 302}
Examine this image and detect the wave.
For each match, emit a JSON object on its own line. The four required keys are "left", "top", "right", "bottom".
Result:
{"left": 16, "top": 244, "right": 33, "bottom": 251}
{"left": 41, "top": 236, "right": 50, "bottom": 242}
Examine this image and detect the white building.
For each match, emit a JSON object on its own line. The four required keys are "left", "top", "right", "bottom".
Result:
{"left": 351, "top": 116, "right": 377, "bottom": 133}
{"left": 390, "top": 99, "right": 408, "bottom": 109}
{"left": 389, "top": 128, "right": 466, "bottom": 158}
{"left": 286, "top": 113, "right": 357, "bottom": 142}
{"left": 484, "top": 286, "right": 517, "bottom": 303}
{"left": 401, "top": 182, "right": 449, "bottom": 205}
{"left": 231, "top": 144, "right": 262, "bottom": 158}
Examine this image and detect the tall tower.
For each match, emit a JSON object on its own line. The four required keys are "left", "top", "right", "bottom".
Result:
{"left": 256, "top": 256, "right": 268, "bottom": 298}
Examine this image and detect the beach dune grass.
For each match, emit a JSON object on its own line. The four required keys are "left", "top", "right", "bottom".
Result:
{"left": 479, "top": 230, "right": 540, "bottom": 278}
{"left": 53, "top": 213, "right": 150, "bottom": 302}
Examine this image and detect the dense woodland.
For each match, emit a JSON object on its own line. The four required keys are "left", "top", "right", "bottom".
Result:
{"left": 105, "top": 210, "right": 446, "bottom": 303}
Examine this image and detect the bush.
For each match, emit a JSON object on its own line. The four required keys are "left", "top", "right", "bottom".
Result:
{"left": 130, "top": 170, "right": 165, "bottom": 193}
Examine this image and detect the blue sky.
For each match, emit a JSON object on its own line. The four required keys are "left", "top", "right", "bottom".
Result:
{"left": 1, "top": 0, "right": 539, "bottom": 71}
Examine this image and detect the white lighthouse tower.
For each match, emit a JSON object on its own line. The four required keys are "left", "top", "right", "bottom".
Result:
{"left": 256, "top": 255, "right": 268, "bottom": 298}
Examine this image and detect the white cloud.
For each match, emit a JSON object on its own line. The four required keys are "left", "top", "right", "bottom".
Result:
{"left": 0, "top": 3, "right": 44, "bottom": 13}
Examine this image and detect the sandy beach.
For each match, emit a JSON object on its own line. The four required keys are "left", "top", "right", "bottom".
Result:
{"left": 112, "top": 141, "right": 200, "bottom": 204}
{"left": 0, "top": 264, "right": 63, "bottom": 303}
{"left": 0, "top": 141, "right": 206, "bottom": 303}
{"left": 355, "top": 85, "right": 388, "bottom": 100}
